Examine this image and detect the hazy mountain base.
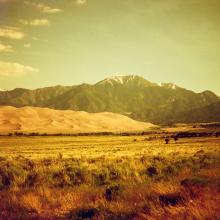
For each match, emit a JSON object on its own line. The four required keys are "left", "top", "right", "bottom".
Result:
{"left": 131, "top": 101, "right": 220, "bottom": 124}
{"left": 0, "top": 135, "right": 219, "bottom": 219}
{"left": 1, "top": 75, "right": 219, "bottom": 124}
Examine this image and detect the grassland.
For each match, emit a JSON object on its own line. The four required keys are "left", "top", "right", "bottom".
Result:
{"left": 0, "top": 135, "right": 220, "bottom": 219}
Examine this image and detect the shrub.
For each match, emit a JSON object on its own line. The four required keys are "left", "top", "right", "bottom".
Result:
{"left": 67, "top": 207, "right": 99, "bottom": 220}
{"left": 181, "top": 177, "right": 209, "bottom": 188}
{"left": 146, "top": 166, "right": 158, "bottom": 177}
{"left": 0, "top": 176, "right": 4, "bottom": 190}
{"left": 162, "top": 165, "right": 176, "bottom": 176}
{"left": 0, "top": 162, "right": 27, "bottom": 189}
{"left": 104, "top": 183, "right": 123, "bottom": 201}
{"left": 159, "top": 192, "right": 184, "bottom": 206}
{"left": 92, "top": 169, "right": 109, "bottom": 186}
{"left": 53, "top": 170, "right": 71, "bottom": 187}
{"left": 0, "top": 168, "right": 15, "bottom": 189}
{"left": 65, "top": 166, "right": 87, "bottom": 185}
{"left": 22, "top": 160, "right": 35, "bottom": 171}
{"left": 165, "top": 138, "right": 170, "bottom": 144}
{"left": 42, "top": 159, "right": 53, "bottom": 166}
{"left": 174, "top": 136, "right": 178, "bottom": 143}
{"left": 24, "top": 172, "right": 43, "bottom": 187}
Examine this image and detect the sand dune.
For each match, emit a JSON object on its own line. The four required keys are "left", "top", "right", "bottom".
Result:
{"left": 0, "top": 106, "right": 157, "bottom": 133}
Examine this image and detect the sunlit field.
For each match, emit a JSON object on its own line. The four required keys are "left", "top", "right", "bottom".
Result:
{"left": 0, "top": 135, "right": 220, "bottom": 219}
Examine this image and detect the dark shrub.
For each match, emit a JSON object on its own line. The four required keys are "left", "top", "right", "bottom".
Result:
{"left": 23, "top": 160, "right": 35, "bottom": 171}
{"left": 0, "top": 176, "right": 4, "bottom": 189}
{"left": 106, "top": 211, "right": 136, "bottom": 220}
{"left": 108, "top": 168, "right": 121, "bottom": 181}
{"left": 67, "top": 208, "right": 99, "bottom": 220}
{"left": 146, "top": 166, "right": 158, "bottom": 177}
{"left": 42, "top": 159, "right": 53, "bottom": 166}
{"left": 163, "top": 165, "right": 176, "bottom": 175}
{"left": 65, "top": 167, "right": 87, "bottom": 185}
{"left": 165, "top": 138, "right": 170, "bottom": 144}
{"left": 53, "top": 171, "right": 70, "bottom": 187}
{"left": 93, "top": 170, "right": 109, "bottom": 186}
{"left": 181, "top": 177, "right": 209, "bottom": 188}
{"left": 24, "top": 172, "right": 43, "bottom": 187}
{"left": 180, "top": 177, "right": 210, "bottom": 198}
{"left": 105, "top": 183, "right": 123, "bottom": 201}
{"left": 0, "top": 169, "right": 15, "bottom": 189}
{"left": 159, "top": 193, "right": 184, "bottom": 206}
{"left": 174, "top": 136, "right": 178, "bottom": 143}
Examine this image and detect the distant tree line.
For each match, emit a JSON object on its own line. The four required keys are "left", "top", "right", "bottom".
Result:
{"left": 2, "top": 131, "right": 160, "bottom": 137}
{"left": 1, "top": 131, "right": 219, "bottom": 138}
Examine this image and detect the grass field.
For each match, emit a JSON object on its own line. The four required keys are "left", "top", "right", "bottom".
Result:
{"left": 0, "top": 135, "right": 220, "bottom": 219}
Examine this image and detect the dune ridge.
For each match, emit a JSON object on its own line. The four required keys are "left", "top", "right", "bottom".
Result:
{"left": 0, "top": 106, "right": 156, "bottom": 133}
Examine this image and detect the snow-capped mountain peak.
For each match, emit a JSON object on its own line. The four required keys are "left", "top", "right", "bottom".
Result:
{"left": 108, "top": 75, "right": 125, "bottom": 84}
{"left": 96, "top": 75, "right": 154, "bottom": 87}
{"left": 157, "top": 82, "right": 177, "bottom": 90}
{"left": 96, "top": 75, "right": 180, "bottom": 90}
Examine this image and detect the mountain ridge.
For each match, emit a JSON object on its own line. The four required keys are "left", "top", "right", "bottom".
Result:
{"left": 0, "top": 75, "right": 219, "bottom": 124}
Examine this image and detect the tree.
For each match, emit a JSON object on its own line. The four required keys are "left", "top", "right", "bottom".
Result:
{"left": 174, "top": 136, "right": 178, "bottom": 143}
{"left": 165, "top": 138, "right": 170, "bottom": 144}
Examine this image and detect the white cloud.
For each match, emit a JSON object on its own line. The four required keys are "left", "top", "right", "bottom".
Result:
{"left": 24, "top": 43, "right": 31, "bottom": 48}
{"left": 0, "top": 43, "right": 13, "bottom": 52}
{"left": 0, "top": 27, "right": 24, "bottom": 40}
{"left": 0, "top": 61, "right": 38, "bottom": 77}
{"left": 41, "top": 6, "right": 63, "bottom": 14}
{"left": 19, "top": 19, "right": 50, "bottom": 26}
{"left": 24, "top": 1, "right": 63, "bottom": 14}
{"left": 30, "top": 19, "right": 50, "bottom": 26}
{"left": 76, "top": 0, "right": 87, "bottom": 5}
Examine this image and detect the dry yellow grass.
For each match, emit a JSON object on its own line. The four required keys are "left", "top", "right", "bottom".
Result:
{"left": 0, "top": 135, "right": 219, "bottom": 219}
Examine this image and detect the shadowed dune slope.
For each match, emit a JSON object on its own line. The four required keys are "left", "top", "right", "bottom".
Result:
{"left": 0, "top": 106, "right": 157, "bottom": 133}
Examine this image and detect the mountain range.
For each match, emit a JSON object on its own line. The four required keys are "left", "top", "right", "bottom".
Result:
{"left": 0, "top": 75, "right": 220, "bottom": 124}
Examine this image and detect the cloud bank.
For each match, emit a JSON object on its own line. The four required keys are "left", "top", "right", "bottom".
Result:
{"left": 19, "top": 19, "right": 50, "bottom": 26}
{"left": 0, "top": 61, "right": 38, "bottom": 77}
{"left": 24, "top": 1, "right": 63, "bottom": 14}
{"left": 0, "top": 27, "right": 24, "bottom": 39}
{"left": 76, "top": 0, "right": 87, "bottom": 5}
{"left": 0, "top": 43, "right": 13, "bottom": 52}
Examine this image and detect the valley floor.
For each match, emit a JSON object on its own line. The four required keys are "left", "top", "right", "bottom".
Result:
{"left": 0, "top": 135, "right": 219, "bottom": 219}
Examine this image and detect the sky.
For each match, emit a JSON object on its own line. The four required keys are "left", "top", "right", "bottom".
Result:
{"left": 0, "top": 0, "right": 220, "bottom": 95}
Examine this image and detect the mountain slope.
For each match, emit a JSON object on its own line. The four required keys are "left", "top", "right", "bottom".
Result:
{"left": 170, "top": 101, "right": 220, "bottom": 123}
{"left": 0, "top": 106, "right": 156, "bottom": 133}
{"left": 0, "top": 75, "right": 219, "bottom": 124}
